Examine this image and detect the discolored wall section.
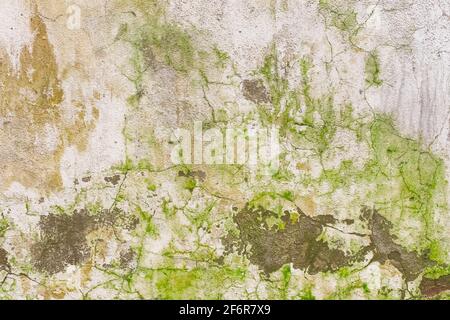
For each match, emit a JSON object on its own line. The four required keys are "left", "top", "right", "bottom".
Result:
{"left": 0, "top": 0, "right": 448, "bottom": 300}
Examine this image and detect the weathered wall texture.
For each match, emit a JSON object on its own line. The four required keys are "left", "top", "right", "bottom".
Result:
{"left": 0, "top": 0, "right": 449, "bottom": 299}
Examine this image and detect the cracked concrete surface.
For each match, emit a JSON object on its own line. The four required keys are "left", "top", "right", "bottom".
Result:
{"left": 0, "top": 0, "right": 449, "bottom": 300}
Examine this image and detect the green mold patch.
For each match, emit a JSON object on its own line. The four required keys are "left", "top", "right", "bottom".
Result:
{"left": 256, "top": 46, "right": 300, "bottom": 134}
{"left": 133, "top": 22, "right": 195, "bottom": 73}
{"left": 368, "top": 118, "right": 447, "bottom": 227}
{"left": 0, "top": 218, "right": 9, "bottom": 238}
{"left": 145, "top": 265, "right": 246, "bottom": 299}
{"left": 424, "top": 265, "right": 450, "bottom": 280}
{"left": 252, "top": 46, "right": 448, "bottom": 260}
{"left": 136, "top": 206, "right": 159, "bottom": 238}
{"left": 318, "top": 0, "right": 360, "bottom": 43}
{"left": 225, "top": 46, "right": 448, "bottom": 290}
{"left": 212, "top": 46, "right": 230, "bottom": 69}
{"left": 115, "top": 0, "right": 198, "bottom": 111}
{"left": 329, "top": 279, "right": 371, "bottom": 299}
{"left": 117, "top": 0, "right": 234, "bottom": 110}
{"left": 297, "top": 285, "right": 316, "bottom": 300}
{"left": 365, "top": 51, "right": 383, "bottom": 87}
{"left": 0, "top": 248, "right": 10, "bottom": 272}
{"left": 224, "top": 204, "right": 366, "bottom": 275}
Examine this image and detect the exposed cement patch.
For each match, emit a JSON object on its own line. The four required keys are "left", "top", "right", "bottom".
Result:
{"left": 364, "top": 207, "right": 434, "bottom": 282}
{"left": 178, "top": 170, "right": 206, "bottom": 182}
{"left": 104, "top": 175, "right": 122, "bottom": 185}
{"left": 420, "top": 275, "right": 450, "bottom": 297}
{"left": 241, "top": 79, "right": 270, "bottom": 104}
{"left": 0, "top": 248, "right": 10, "bottom": 271}
{"left": 31, "top": 208, "right": 138, "bottom": 275}
{"left": 226, "top": 205, "right": 434, "bottom": 280}
{"left": 119, "top": 248, "right": 137, "bottom": 269}
{"left": 225, "top": 204, "right": 367, "bottom": 274}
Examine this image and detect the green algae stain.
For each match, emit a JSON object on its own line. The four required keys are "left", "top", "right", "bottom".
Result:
{"left": 213, "top": 46, "right": 230, "bottom": 69}
{"left": 318, "top": 0, "right": 360, "bottom": 41}
{"left": 280, "top": 264, "right": 292, "bottom": 299}
{"left": 369, "top": 118, "right": 446, "bottom": 211}
{"left": 103, "top": 1, "right": 449, "bottom": 299}
{"left": 147, "top": 266, "right": 246, "bottom": 299}
{"left": 298, "top": 285, "right": 316, "bottom": 300}
{"left": 136, "top": 206, "right": 159, "bottom": 238}
{"left": 251, "top": 47, "right": 448, "bottom": 266}
{"left": 365, "top": 51, "right": 383, "bottom": 87}
{"left": 136, "top": 22, "right": 195, "bottom": 73}
{"left": 0, "top": 218, "right": 9, "bottom": 238}
{"left": 116, "top": 0, "right": 197, "bottom": 111}
{"left": 423, "top": 265, "right": 450, "bottom": 280}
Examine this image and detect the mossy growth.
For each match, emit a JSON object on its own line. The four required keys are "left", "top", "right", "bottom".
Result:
{"left": 136, "top": 206, "right": 159, "bottom": 238}
{"left": 116, "top": 0, "right": 196, "bottom": 109}
{"left": 186, "top": 201, "right": 216, "bottom": 231}
{"left": 368, "top": 117, "right": 447, "bottom": 241}
{"left": 258, "top": 45, "right": 298, "bottom": 134}
{"left": 423, "top": 265, "right": 450, "bottom": 280}
{"left": 0, "top": 218, "right": 9, "bottom": 238}
{"left": 365, "top": 51, "right": 383, "bottom": 87}
{"left": 330, "top": 279, "right": 371, "bottom": 299}
{"left": 318, "top": 0, "right": 360, "bottom": 40}
{"left": 254, "top": 47, "right": 448, "bottom": 259}
{"left": 298, "top": 285, "right": 316, "bottom": 300}
{"left": 146, "top": 265, "right": 246, "bottom": 299}
{"left": 136, "top": 22, "right": 195, "bottom": 73}
{"left": 213, "top": 46, "right": 230, "bottom": 69}
{"left": 280, "top": 264, "right": 292, "bottom": 299}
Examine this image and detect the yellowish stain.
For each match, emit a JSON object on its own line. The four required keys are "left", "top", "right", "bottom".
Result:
{"left": 0, "top": 14, "right": 98, "bottom": 193}
{"left": 298, "top": 196, "right": 316, "bottom": 216}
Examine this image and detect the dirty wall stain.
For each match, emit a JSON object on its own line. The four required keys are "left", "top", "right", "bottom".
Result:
{"left": 0, "top": 14, "right": 98, "bottom": 193}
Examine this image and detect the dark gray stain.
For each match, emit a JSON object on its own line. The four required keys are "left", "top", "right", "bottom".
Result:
{"left": 104, "top": 175, "right": 122, "bottom": 185}
{"left": 119, "top": 248, "right": 136, "bottom": 269}
{"left": 224, "top": 204, "right": 367, "bottom": 275}
{"left": 364, "top": 207, "right": 434, "bottom": 282}
{"left": 178, "top": 170, "right": 206, "bottom": 182}
{"left": 0, "top": 248, "right": 10, "bottom": 271}
{"left": 419, "top": 275, "right": 450, "bottom": 297}
{"left": 225, "top": 205, "right": 435, "bottom": 281}
{"left": 242, "top": 79, "right": 270, "bottom": 104}
{"left": 31, "top": 207, "right": 138, "bottom": 275}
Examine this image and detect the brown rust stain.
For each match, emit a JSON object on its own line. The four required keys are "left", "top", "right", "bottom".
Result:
{"left": 0, "top": 14, "right": 98, "bottom": 193}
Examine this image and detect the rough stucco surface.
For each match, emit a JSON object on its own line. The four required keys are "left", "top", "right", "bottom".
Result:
{"left": 0, "top": 0, "right": 449, "bottom": 300}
